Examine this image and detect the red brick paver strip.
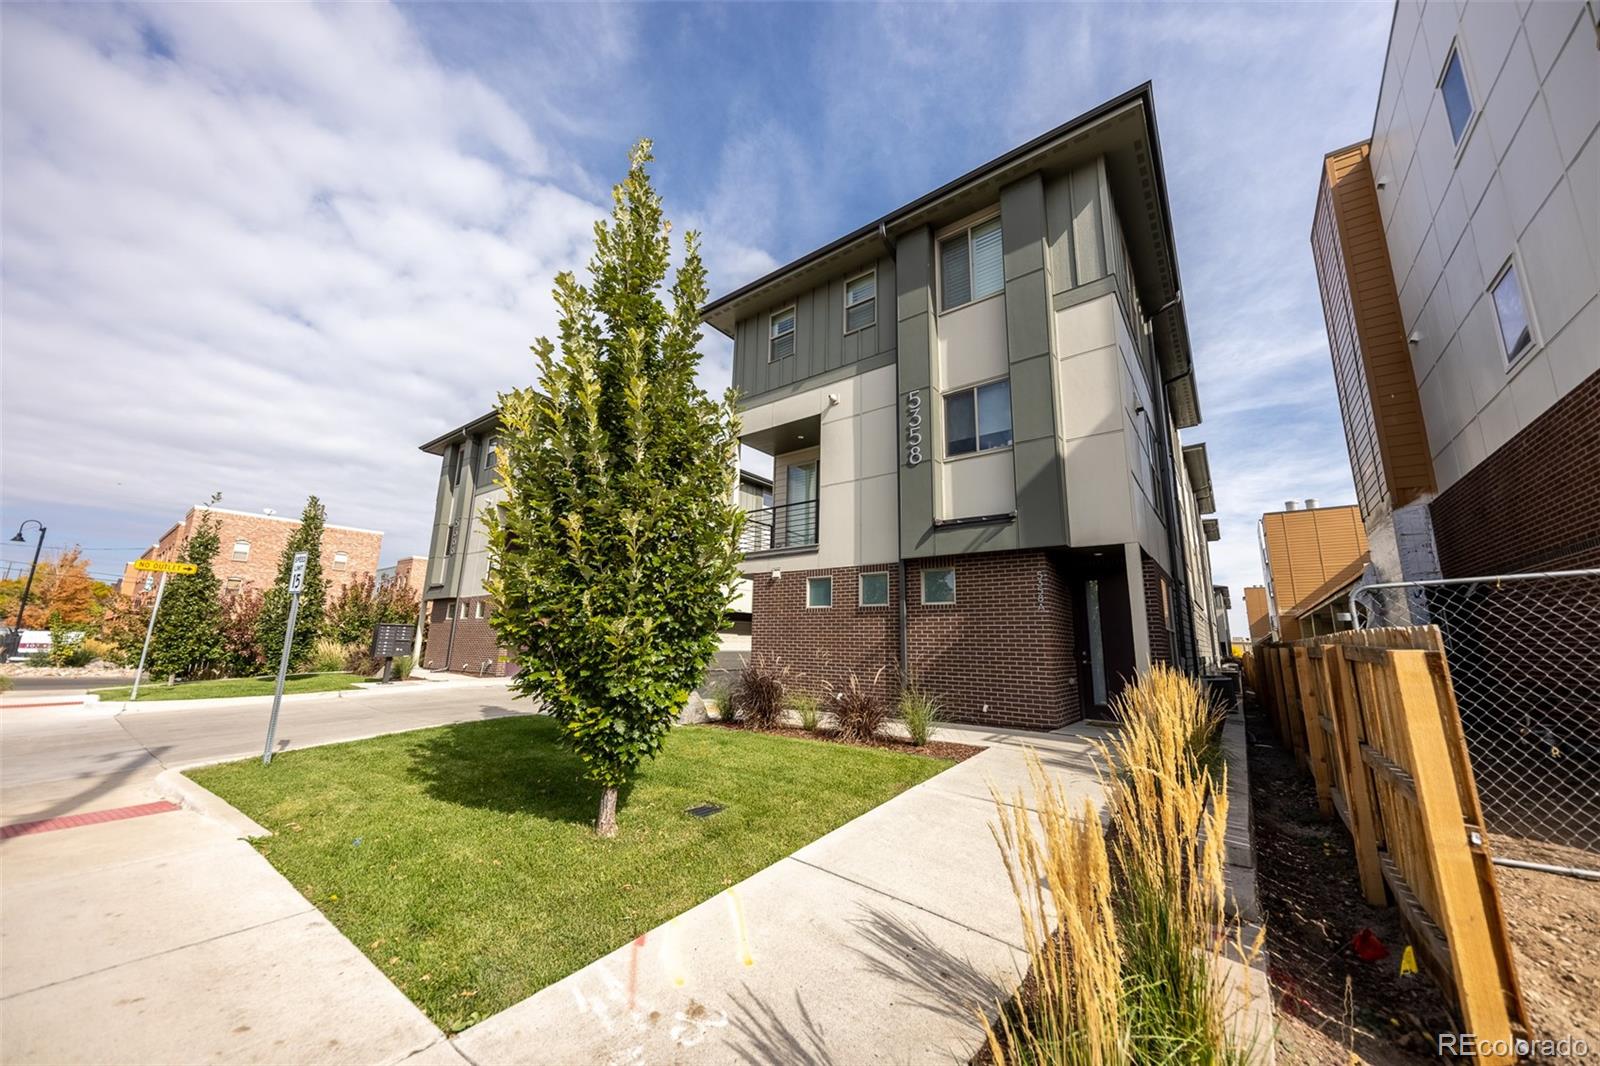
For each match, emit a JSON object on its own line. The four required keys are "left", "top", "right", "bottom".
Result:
{"left": 1, "top": 801, "right": 180, "bottom": 839}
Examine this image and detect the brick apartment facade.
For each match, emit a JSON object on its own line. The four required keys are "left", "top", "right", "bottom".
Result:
{"left": 752, "top": 551, "right": 1080, "bottom": 730}
{"left": 423, "top": 595, "right": 507, "bottom": 676}
{"left": 120, "top": 505, "right": 382, "bottom": 603}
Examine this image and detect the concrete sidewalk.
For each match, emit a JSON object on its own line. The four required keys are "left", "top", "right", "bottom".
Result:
{"left": 0, "top": 685, "right": 533, "bottom": 1065}
{"left": 451, "top": 722, "right": 1111, "bottom": 1065}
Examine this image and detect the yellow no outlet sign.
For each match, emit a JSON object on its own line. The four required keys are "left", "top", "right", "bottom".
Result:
{"left": 132, "top": 559, "right": 198, "bottom": 575}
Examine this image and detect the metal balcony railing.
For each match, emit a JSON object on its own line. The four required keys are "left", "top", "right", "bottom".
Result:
{"left": 739, "top": 499, "right": 818, "bottom": 555}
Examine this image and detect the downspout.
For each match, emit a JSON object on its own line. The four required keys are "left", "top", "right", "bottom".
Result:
{"left": 881, "top": 221, "right": 910, "bottom": 684}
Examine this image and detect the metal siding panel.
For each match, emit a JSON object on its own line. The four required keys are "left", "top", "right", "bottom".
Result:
{"left": 1070, "top": 163, "right": 1105, "bottom": 283}
{"left": 1001, "top": 173, "right": 1047, "bottom": 281}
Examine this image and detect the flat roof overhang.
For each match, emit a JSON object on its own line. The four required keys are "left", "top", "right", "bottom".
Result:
{"left": 700, "top": 83, "right": 1202, "bottom": 428}
{"left": 1183, "top": 443, "right": 1216, "bottom": 514}
{"left": 419, "top": 410, "right": 499, "bottom": 456}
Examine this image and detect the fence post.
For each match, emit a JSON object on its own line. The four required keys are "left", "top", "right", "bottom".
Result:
{"left": 1325, "top": 644, "right": 1388, "bottom": 905}
{"left": 1278, "top": 646, "right": 1308, "bottom": 764}
{"left": 1294, "top": 645, "right": 1334, "bottom": 817}
{"left": 1386, "top": 650, "right": 1518, "bottom": 1062}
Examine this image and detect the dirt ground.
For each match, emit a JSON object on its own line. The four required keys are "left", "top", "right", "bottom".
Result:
{"left": 1247, "top": 698, "right": 1600, "bottom": 1063}
{"left": 1245, "top": 699, "right": 1458, "bottom": 1064}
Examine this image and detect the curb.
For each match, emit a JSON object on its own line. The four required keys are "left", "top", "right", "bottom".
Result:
{"left": 111, "top": 676, "right": 513, "bottom": 715}
{"left": 153, "top": 768, "right": 271, "bottom": 839}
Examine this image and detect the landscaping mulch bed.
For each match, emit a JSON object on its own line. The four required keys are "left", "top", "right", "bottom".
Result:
{"left": 1244, "top": 697, "right": 1457, "bottom": 1065}
{"left": 1487, "top": 847, "right": 1600, "bottom": 1051}
{"left": 706, "top": 720, "right": 985, "bottom": 763}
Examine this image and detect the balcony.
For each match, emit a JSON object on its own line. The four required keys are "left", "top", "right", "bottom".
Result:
{"left": 740, "top": 499, "right": 819, "bottom": 556}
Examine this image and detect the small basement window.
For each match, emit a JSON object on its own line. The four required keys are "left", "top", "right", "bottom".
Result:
{"left": 1490, "top": 259, "right": 1534, "bottom": 365}
{"left": 807, "top": 576, "right": 833, "bottom": 608}
{"left": 922, "top": 568, "right": 956, "bottom": 605}
{"left": 845, "top": 271, "right": 876, "bottom": 333}
{"left": 859, "top": 571, "right": 889, "bottom": 607}
{"left": 770, "top": 307, "right": 796, "bottom": 361}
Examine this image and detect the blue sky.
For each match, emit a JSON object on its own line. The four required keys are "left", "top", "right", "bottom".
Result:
{"left": 0, "top": 2, "right": 1395, "bottom": 633}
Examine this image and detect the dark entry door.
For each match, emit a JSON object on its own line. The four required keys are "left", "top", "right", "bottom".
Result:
{"left": 1071, "top": 555, "right": 1134, "bottom": 719}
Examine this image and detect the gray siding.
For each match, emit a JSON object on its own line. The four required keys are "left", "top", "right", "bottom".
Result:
{"left": 731, "top": 254, "right": 897, "bottom": 402}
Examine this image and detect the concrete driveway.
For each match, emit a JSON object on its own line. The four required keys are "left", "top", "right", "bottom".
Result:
{"left": 0, "top": 683, "right": 531, "bottom": 1065}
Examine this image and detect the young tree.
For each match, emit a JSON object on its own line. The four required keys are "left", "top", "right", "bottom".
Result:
{"left": 0, "top": 548, "right": 112, "bottom": 629}
{"left": 487, "top": 141, "right": 743, "bottom": 837}
{"left": 326, "top": 573, "right": 419, "bottom": 644}
{"left": 146, "top": 509, "right": 225, "bottom": 680}
{"left": 219, "top": 588, "right": 268, "bottom": 675}
{"left": 256, "top": 496, "right": 329, "bottom": 670}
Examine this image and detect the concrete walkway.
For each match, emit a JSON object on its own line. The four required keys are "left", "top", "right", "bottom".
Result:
{"left": 452, "top": 722, "right": 1112, "bottom": 1065}
{"left": 0, "top": 686, "right": 534, "bottom": 1065}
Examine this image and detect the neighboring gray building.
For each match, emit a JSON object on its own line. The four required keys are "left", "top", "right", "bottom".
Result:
{"left": 703, "top": 83, "right": 1223, "bottom": 728}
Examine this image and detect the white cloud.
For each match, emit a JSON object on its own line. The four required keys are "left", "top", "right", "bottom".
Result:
{"left": 1, "top": 2, "right": 611, "bottom": 560}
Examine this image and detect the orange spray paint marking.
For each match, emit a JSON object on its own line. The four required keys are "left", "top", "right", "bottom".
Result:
{"left": 724, "top": 888, "right": 754, "bottom": 967}
{"left": 627, "top": 934, "right": 647, "bottom": 1011}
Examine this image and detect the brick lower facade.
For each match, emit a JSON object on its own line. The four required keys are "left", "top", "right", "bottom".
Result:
{"left": 1141, "top": 551, "right": 1174, "bottom": 666}
{"left": 422, "top": 596, "right": 514, "bottom": 676}
{"left": 1429, "top": 369, "right": 1600, "bottom": 577}
{"left": 750, "top": 549, "right": 1080, "bottom": 730}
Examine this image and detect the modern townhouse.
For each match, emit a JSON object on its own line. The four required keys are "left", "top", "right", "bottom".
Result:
{"left": 1312, "top": 0, "right": 1599, "bottom": 586}
{"left": 701, "top": 84, "right": 1221, "bottom": 730}
{"left": 415, "top": 410, "right": 771, "bottom": 672}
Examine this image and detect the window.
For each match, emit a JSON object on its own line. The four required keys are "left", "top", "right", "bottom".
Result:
{"left": 939, "top": 216, "right": 1004, "bottom": 311}
{"left": 1490, "top": 260, "right": 1534, "bottom": 364}
{"left": 770, "top": 307, "right": 796, "bottom": 361}
{"left": 921, "top": 568, "right": 956, "bottom": 605}
{"left": 446, "top": 521, "right": 459, "bottom": 556}
{"left": 225, "top": 576, "right": 244, "bottom": 593}
{"left": 232, "top": 539, "right": 250, "bottom": 562}
{"left": 483, "top": 437, "right": 498, "bottom": 475}
{"left": 844, "top": 271, "right": 876, "bottom": 333}
{"left": 943, "top": 379, "right": 1013, "bottom": 456}
{"left": 452, "top": 443, "right": 466, "bottom": 486}
{"left": 807, "top": 576, "right": 833, "bottom": 608}
{"left": 475, "top": 602, "right": 485, "bottom": 619}
{"left": 1439, "top": 47, "right": 1474, "bottom": 145}
{"left": 859, "top": 571, "right": 890, "bottom": 607}
{"left": 1143, "top": 412, "right": 1167, "bottom": 521}
{"left": 333, "top": 551, "right": 349, "bottom": 571}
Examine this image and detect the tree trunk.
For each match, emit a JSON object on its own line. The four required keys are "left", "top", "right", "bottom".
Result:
{"left": 595, "top": 786, "right": 619, "bottom": 838}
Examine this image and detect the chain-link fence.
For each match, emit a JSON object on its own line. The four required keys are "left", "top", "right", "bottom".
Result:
{"left": 1352, "top": 569, "right": 1600, "bottom": 876}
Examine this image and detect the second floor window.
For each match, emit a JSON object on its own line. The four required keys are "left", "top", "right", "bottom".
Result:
{"left": 939, "top": 216, "right": 1004, "bottom": 311}
{"left": 483, "top": 437, "right": 498, "bottom": 475}
{"left": 232, "top": 539, "right": 250, "bottom": 561}
{"left": 1439, "top": 46, "right": 1474, "bottom": 145}
{"left": 845, "top": 271, "right": 876, "bottom": 332}
{"left": 333, "top": 551, "right": 349, "bottom": 571}
{"left": 770, "top": 307, "right": 796, "bottom": 361}
{"left": 944, "top": 379, "right": 1013, "bottom": 456}
{"left": 1490, "top": 259, "right": 1534, "bottom": 364}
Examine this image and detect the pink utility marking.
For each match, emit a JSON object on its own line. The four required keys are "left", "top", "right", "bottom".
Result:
{"left": 0, "top": 801, "right": 180, "bottom": 839}
{"left": 627, "top": 933, "right": 647, "bottom": 1010}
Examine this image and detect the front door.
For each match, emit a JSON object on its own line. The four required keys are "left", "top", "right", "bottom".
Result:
{"left": 1071, "top": 556, "right": 1135, "bottom": 719}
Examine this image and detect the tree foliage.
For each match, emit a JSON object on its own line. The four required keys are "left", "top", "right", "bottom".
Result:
{"left": 0, "top": 548, "right": 113, "bottom": 629}
{"left": 256, "top": 496, "right": 329, "bottom": 669}
{"left": 147, "top": 509, "right": 225, "bottom": 680}
{"left": 326, "top": 573, "right": 419, "bottom": 645}
{"left": 487, "top": 140, "right": 743, "bottom": 836}
{"left": 220, "top": 588, "right": 268, "bottom": 675}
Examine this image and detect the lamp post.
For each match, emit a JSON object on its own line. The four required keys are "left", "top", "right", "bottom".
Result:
{"left": 7, "top": 520, "right": 47, "bottom": 660}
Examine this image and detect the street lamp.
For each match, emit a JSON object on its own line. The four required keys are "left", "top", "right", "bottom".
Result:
{"left": 7, "top": 520, "right": 47, "bottom": 660}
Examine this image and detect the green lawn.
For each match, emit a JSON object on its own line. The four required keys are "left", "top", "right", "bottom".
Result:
{"left": 189, "top": 716, "right": 950, "bottom": 1031}
{"left": 92, "top": 672, "right": 364, "bottom": 702}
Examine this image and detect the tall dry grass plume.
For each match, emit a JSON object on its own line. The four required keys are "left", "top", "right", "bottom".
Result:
{"left": 984, "top": 665, "right": 1260, "bottom": 1066}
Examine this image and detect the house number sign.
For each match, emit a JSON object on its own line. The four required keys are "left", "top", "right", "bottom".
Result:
{"left": 904, "top": 390, "right": 924, "bottom": 466}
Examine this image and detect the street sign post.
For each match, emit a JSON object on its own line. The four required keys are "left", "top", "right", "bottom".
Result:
{"left": 261, "top": 552, "right": 308, "bottom": 766}
{"left": 128, "top": 559, "right": 198, "bottom": 702}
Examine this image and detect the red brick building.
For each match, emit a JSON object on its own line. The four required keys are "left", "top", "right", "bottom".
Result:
{"left": 120, "top": 505, "right": 383, "bottom": 603}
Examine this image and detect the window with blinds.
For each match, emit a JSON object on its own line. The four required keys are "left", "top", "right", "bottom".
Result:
{"left": 938, "top": 216, "right": 1003, "bottom": 312}
{"left": 844, "top": 271, "right": 876, "bottom": 332}
{"left": 769, "top": 307, "right": 796, "bottom": 360}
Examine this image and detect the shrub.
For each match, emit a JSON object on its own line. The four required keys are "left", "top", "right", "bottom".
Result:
{"left": 898, "top": 676, "right": 941, "bottom": 746}
{"left": 307, "top": 637, "right": 349, "bottom": 674}
{"left": 792, "top": 693, "right": 821, "bottom": 733}
{"left": 0, "top": 675, "right": 11, "bottom": 693}
{"left": 730, "top": 654, "right": 797, "bottom": 730}
{"left": 394, "top": 654, "right": 415, "bottom": 680}
{"left": 983, "top": 665, "right": 1255, "bottom": 1065}
{"left": 830, "top": 668, "right": 890, "bottom": 742}
{"left": 219, "top": 588, "right": 267, "bottom": 677}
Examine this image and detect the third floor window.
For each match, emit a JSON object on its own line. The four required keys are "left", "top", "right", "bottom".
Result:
{"left": 845, "top": 271, "right": 876, "bottom": 332}
{"left": 939, "top": 216, "right": 1004, "bottom": 312}
{"left": 769, "top": 307, "right": 795, "bottom": 361}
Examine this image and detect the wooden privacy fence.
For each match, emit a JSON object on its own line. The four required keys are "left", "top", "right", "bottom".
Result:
{"left": 1245, "top": 627, "right": 1529, "bottom": 1063}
